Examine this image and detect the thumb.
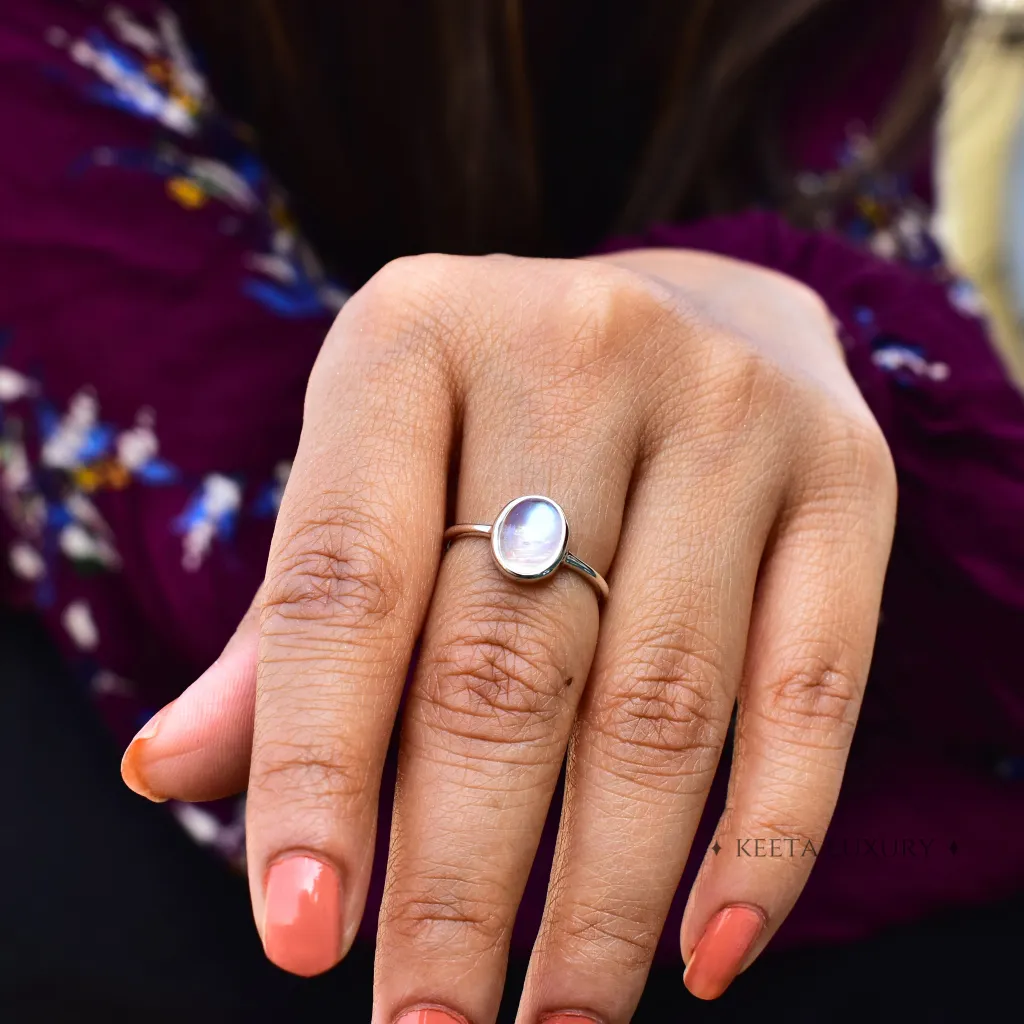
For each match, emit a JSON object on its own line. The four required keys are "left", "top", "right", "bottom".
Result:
{"left": 121, "top": 595, "right": 259, "bottom": 803}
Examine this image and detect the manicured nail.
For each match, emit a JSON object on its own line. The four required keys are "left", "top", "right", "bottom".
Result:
{"left": 684, "top": 904, "right": 765, "bottom": 1000}
{"left": 120, "top": 703, "right": 173, "bottom": 802}
{"left": 394, "top": 1011, "right": 467, "bottom": 1024}
{"left": 263, "top": 855, "right": 342, "bottom": 977}
{"left": 393, "top": 1010, "right": 467, "bottom": 1024}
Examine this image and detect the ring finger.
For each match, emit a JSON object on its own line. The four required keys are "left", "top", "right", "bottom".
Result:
{"left": 372, "top": 363, "right": 640, "bottom": 1024}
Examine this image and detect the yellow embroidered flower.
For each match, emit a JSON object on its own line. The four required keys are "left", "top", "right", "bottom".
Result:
{"left": 73, "top": 461, "right": 132, "bottom": 493}
{"left": 167, "top": 177, "right": 208, "bottom": 209}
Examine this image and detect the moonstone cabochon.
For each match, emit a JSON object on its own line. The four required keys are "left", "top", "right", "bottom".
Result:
{"left": 491, "top": 495, "right": 569, "bottom": 580}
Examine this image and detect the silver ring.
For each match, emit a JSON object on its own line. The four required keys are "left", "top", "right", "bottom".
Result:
{"left": 443, "top": 494, "right": 608, "bottom": 600}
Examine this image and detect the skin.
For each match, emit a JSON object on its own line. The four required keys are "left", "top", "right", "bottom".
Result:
{"left": 123, "top": 249, "right": 897, "bottom": 1023}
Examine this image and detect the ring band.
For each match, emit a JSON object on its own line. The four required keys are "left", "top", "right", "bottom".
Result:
{"left": 443, "top": 494, "right": 609, "bottom": 600}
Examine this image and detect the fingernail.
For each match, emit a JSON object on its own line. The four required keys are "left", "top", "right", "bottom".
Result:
{"left": 394, "top": 1010, "right": 467, "bottom": 1024}
{"left": 263, "top": 855, "right": 342, "bottom": 977}
{"left": 120, "top": 703, "right": 173, "bottom": 802}
{"left": 684, "top": 904, "right": 765, "bottom": 1000}
{"left": 541, "top": 1015, "right": 600, "bottom": 1024}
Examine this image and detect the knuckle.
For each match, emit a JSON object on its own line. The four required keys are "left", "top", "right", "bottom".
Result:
{"left": 538, "top": 261, "right": 673, "bottom": 370}
{"left": 249, "top": 737, "right": 372, "bottom": 809}
{"left": 703, "top": 344, "right": 780, "bottom": 434}
{"left": 667, "top": 342, "right": 783, "bottom": 461}
{"left": 359, "top": 253, "right": 460, "bottom": 314}
{"left": 337, "top": 253, "right": 470, "bottom": 363}
{"left": 380, "top": 875, "right": 507, "bottom": 956}
{"left": 762, "top": 657, "right": 862, "bottom": 731}
{"left": 843, "top": 417, "right": 897, "bottom": 506}
{"left": 811, "top": 407, "right": 898, "bottom": 509}
{"left": 417, "top": 591, "right": 571, "bottom": 749}
{"left": 555, "top": 900, "right": 659, "bottom": 973}
{"left": 263, "top": 505, "right": 404, "bottom": 633}
{"left": 591, "top": 625, "right": 728, "bottom": 781}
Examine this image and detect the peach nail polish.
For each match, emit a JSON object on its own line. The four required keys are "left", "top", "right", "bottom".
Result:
{"left": 684, "top": 904, "right": 765, "bottom": 1000}
{"left": 119, "top": 703, "right": 173, "bottom": 802}
{"left": 263, "top": 855, "right": 342, "bottom": 977}
{"left": 393, "top": 1010, "right": 466, "bottom": 1024}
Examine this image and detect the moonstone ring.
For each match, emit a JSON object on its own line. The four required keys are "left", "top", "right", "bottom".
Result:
{"left": 443, "top": 495, "right": 608, "bottom": 600}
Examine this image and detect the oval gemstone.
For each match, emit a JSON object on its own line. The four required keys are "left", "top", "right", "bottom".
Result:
{"left": 493, "top": 496, "right": 566, "bottom": 578}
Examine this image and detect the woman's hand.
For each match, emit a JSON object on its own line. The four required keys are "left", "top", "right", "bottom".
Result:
{"left": 121, "top": 250, "right": 896, "bottom": 1022}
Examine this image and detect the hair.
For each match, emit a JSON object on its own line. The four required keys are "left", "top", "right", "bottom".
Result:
{"left": 181, "top": 0, "right": 968, "bottom": 284}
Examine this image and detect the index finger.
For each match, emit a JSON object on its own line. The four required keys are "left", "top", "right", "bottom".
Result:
{"left": 246, "top": 257, "right": 455, "bottom": 976}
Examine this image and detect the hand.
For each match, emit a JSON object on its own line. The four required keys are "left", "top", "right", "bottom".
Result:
{"left": 121, "top": 250, "right": 896, "bottom": 1021}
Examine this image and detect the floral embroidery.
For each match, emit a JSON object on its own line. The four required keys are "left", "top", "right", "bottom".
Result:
{"left": 174, "top": 473, "right": 243, "bottom": 572}
{"left": 10, "top": 0, "right": 348, "bottom": 609}
{"left": 0, "top": 366, "right": 294, "bottom": 598}
{"left": 794, "top": 124, "right": 945, "bottom": 271}
{"left": 48, "top": 8, "right": 204, "bottom": 134}
{"left": 62, "top": 597, "right": 100, "bottom": 651}
{"left": 799, "top": 123, "right": 984, "bottom": 350}
{"left": 174, "top": 462, "right": 291, "bottom": 571}
{"left": 0, "top": 366, "right": 180, "bottom": 611}
{"left": 871, "top": 337, "right": 951, "bottom": 383}
{"left": 795, "top": 124, "right": 989, "bottom": 384}
{"left": 850, "top": 308, "right": 951, "bottom": 384}
{"left": 48, "top": 3, "right": 349, "bottom": 319}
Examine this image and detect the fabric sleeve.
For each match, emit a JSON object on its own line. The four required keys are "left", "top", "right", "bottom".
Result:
{"left": 0, "top": 0, "right": 334, "bottom": 725}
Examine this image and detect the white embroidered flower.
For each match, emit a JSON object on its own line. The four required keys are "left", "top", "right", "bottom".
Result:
{"left": 872, "top": 346, "right": 951, "bottom": 382}
{"left": 185, "top": 156, "right": 258, "bottom": 210}
{"left": 106, "top": 5, "right": 161, "bottom": 56}
{"left": 62, "top": 599, "right": 99, "bottom": 651}
{"left": 90, "top": 670, "right": 134, "bottom": 696}
{"left": 180, "top": 473, "right": 243, "bottom": 571}
{"left": 0, "top": 367, "right": 38, "bottom": 402}
{"left": 59, "top": 521, "right": 121, "bottom": 570}
{"left": 9, "top": 541, "right": 46, "bottom": 581}
{"left": 171, "top": 803, "right": 223, "bottom": 846}
{"left": 869, "top": 229, "right": 899, "bottom": 261}
{"left": 41, "top": 390, "right": 100, "bottom": 470}
{"left": 116, "top": 415, "right": 160, "bottom": 470}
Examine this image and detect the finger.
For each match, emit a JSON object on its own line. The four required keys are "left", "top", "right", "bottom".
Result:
{"left": 121, "top": 593, "right": 259, "bottom": 803}
{"left": 245, "top": 258, "right": 455, "bottom": 977}
{"left": 516, "top": 430, "right": 780, "bottom": 1024}
{"left": 680, "top": 425, "right": 896, "bottom": 1000}
{"left": 373, "top": 264, "right": 647, "bottom": 1024}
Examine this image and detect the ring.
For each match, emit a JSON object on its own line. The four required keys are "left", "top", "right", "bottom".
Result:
{"left": 443, "top": 494, "right": 609, "bottom": 600}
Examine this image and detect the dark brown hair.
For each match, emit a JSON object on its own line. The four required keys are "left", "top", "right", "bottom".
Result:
{"left": 182, "top": 0, "right": 966, "bottom": 283}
